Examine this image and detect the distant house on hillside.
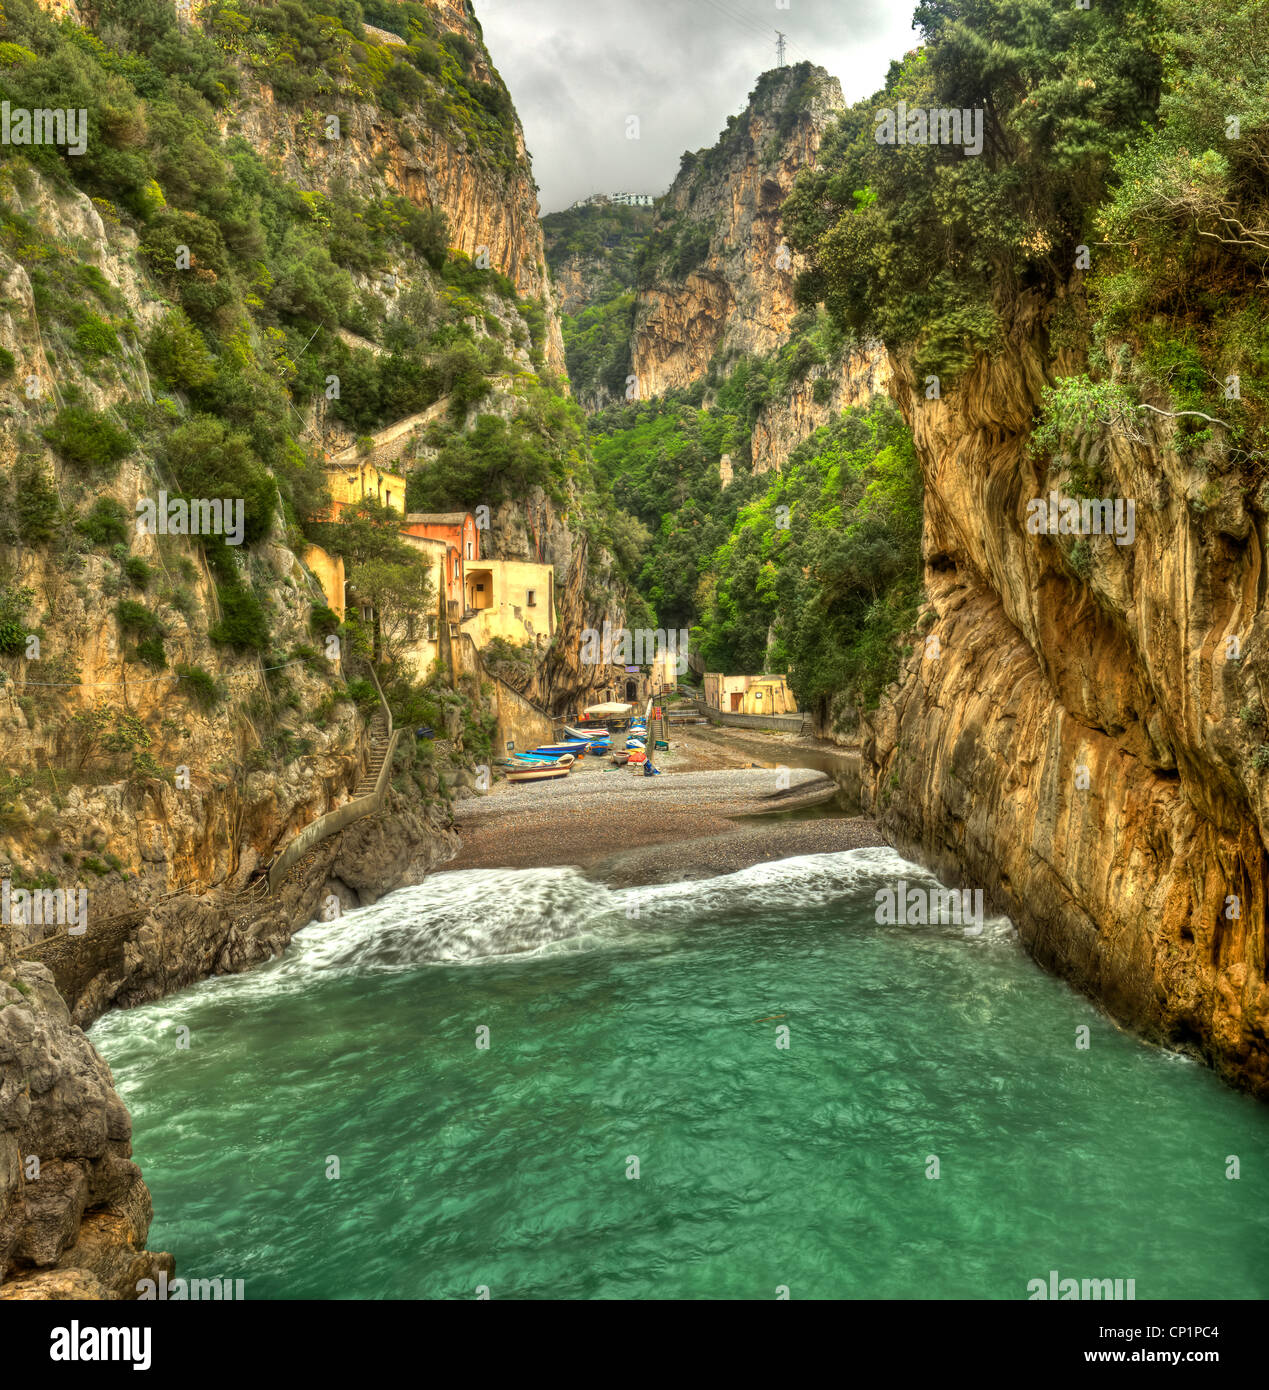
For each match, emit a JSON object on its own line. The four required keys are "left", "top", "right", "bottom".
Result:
{"left": 325, "top": 459, "right": 408, "bottom": 519}
{"left": 569, "top": 192, "right": 657, "bottom": 210}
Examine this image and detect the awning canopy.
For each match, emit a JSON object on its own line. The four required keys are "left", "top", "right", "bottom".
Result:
{"left": 583, "top": 702, "right": 634, "bottom": 717}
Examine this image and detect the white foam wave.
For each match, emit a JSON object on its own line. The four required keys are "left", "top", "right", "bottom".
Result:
{"left": 86, "top": 850, "right": 1018, "bottom": 1040}
{"left": 264, "top": 846, "right": 1015, "bottom": 978}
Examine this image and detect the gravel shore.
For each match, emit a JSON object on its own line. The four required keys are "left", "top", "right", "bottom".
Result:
{"left": 446, "top": 730, "right": 888, "bottom": 887}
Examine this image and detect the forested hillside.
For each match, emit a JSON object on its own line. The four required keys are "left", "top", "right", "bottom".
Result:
{"left": 541, "top": 199, "right": 652, "bottom": 410}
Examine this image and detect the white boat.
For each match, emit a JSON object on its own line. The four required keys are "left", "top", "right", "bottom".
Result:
{"left": 563, "top": 725, "right": 608, "bottom": 740}
{"left": 510, "top": 752, "right": 574, "bottom": 769}
{"left": 507, "top": 763, "right": 572, "bottom": 783}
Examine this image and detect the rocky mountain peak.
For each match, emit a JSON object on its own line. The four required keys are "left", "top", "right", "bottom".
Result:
{"left": 629, "top": 62, "right": 846, "bottom": 398}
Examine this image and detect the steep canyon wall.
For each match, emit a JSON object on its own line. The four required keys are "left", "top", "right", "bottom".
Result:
{"left": 863, "top": 292, "right": 1269, "bottom": 1097}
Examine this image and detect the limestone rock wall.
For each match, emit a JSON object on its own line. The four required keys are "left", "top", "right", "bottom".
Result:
{"left": 630, "top": 65, "right": 845, "bottom": 399}
{"left": 863, "top": 290, "right": 1269, "bottom": 1097}
{"left": 750, "top": 343, "right": 891, "bottom": 474}
{"left": 0, "top": 954, "right": 172, "bottom": 1299}
{"left": 219, "top": 0, "right": 567, "bottom": 379}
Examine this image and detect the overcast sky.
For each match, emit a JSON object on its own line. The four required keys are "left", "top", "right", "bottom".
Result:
{"left": 477, "top": 0, "right": 921, "bottom": 213}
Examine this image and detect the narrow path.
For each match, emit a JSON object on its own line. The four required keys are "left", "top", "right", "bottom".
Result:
{"left": 327, "top": 398, "right": 451, "bottom": 467}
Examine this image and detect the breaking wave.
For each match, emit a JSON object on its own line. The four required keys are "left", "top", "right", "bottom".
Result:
{"left": 231, "top": 847, "right": 1016, "bottom": 984}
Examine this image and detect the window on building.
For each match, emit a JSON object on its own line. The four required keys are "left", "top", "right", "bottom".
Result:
{"left": 426, "top": 617, "right": 438, "bottom": 640}
{"left": 527, "top": 589, "right": 536, "bottom": 607}
{"left": 466, "top": 541, "right": 472, "bottom": 559}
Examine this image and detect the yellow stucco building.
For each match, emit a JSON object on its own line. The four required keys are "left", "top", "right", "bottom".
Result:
{"left": 310, "top": 468, "right": 558, "bottom": 678}
{"left": 704, "top": 672, "right": 798, "bottom": 715}
{"left": 326, "top": 460, "right": 408, "bottom": 518}
{"left": 460, "top": 558, "right": 555, "bottom": 651}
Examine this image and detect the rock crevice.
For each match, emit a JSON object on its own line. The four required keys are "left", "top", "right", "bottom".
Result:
{"left": 863, "top": 295, "right": 1269, "bottom": 1097}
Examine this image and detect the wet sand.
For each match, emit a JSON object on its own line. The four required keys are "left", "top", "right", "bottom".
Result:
{"left": 446, "top": 728, "right": 888, "bottom": 887}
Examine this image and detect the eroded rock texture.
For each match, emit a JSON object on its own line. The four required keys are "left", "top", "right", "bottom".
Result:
{"left": 0, "top": 962, "right": 172, "bottom": 1299}
{"left": 863, "top": 291, "right": 1269, "bottom": 1096}
{"left": 631, "top": 65, "right": 845, "bottom": 398}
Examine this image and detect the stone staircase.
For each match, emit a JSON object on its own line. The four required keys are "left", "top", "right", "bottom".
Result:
{"left": 353, "top": 710, "right": 390, "bottom": 797}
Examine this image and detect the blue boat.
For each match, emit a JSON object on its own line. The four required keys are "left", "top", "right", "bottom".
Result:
{"left": 509, "top": 752, "right": 575, "bottom": 769}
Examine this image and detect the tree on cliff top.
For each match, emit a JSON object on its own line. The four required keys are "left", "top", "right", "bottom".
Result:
{"left": 783, "top": 0, "right": 1162, "bottom": 381}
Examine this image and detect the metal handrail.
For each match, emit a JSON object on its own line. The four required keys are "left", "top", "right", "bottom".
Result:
{"left": 356, "top": 652, "right": 394, "bottom": 740}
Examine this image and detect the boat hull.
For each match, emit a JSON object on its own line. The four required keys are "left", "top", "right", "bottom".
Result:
{"left": 507, "top": 765, "right": 571, "bottom": 783}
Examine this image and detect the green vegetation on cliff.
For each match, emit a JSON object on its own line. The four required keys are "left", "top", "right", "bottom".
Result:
{"left": 588, "top": 355, "right": 922, "bottom": 724}
{"left": 786, "top": 0, "right": 1267, "bottom": 468}
{"left": 542, "top": 201, "right": 654, "bottom": 402}
{"left": 589, "top": 384, "right": 754, "bottom": 632}
{"left": 697, "top": 398, "right": 922, "bottom": 726}
{"left": 0, "top": 0, "right": 642, "bottom": 797}
{"left": 783, "top": 0, "right": 1162, "bottom": 382}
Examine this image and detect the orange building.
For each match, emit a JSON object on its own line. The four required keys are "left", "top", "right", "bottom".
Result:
{"left": 402, "top": 512, "right": 479, "bottom": 616}
{"left": 403, "top": 512, "right": 479, "bottom": 560}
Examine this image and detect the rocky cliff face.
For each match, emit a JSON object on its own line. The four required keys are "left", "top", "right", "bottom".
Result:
{"left": 543, "top": 201, "right": 653, "bottom": 318}
{"left": 554, "top": 67, "right": 885, "bottom": 476}
{"left": 863, "top": 289, "right": 1269, "bottom": 1098}
{"left": 630, "top": 65, "right": 844, "bottom": 400}
{"left": 219, "top": 0, "right": 566, "bottom": 379}
{"left": 0, "top": 169, "right": 395, "bottom": 951}
{"left": 0, "top": 944, "right": 172, "bottom": 1300}
{"left": 750, "top": 343, "right": 891, "bottom": 475}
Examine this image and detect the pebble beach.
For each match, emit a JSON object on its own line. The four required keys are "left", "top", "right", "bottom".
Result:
{"left": 447, "top": 727, "right": 889, "bottom": 886}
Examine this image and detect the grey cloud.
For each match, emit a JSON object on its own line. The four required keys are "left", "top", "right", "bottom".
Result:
{"left": 477, "top": 0, "right": 918, "bottom": 212}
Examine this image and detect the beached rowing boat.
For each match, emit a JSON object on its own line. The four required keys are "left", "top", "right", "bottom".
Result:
{"left": 506, "top": 763, "right": 571, "bottom": 783}
{"left": 562, "top": 725, "right": 608, "bottom": 741}
{"left": 509, "top": 752, "right": 575, "bottom": 769}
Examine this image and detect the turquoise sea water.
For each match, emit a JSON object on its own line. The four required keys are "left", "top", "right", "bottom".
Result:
{"left": 91, "top": 848, "right": 1269, "bottom": 1300}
